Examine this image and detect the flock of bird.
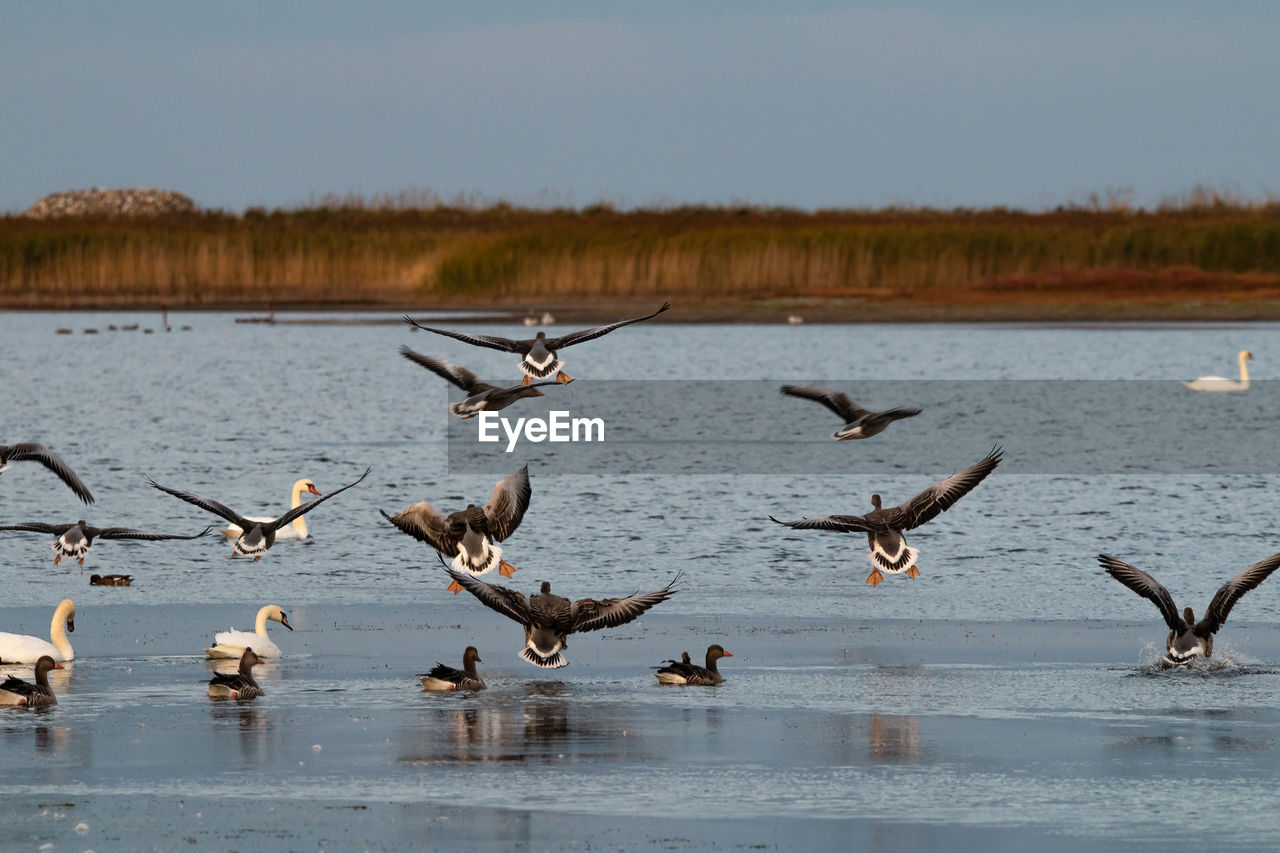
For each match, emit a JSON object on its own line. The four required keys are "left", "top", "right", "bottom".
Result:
{"left": 0, "top": 324, "right": 1272, "bottom": 707}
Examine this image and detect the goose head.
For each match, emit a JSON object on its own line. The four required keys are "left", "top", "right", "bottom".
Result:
{"left": 34, "top": 655, "right": 64, "bottom": 683}
{"left": 706, "top": 644, "right": 733, "bottom": 666}
{"left": 870, "top": 494, "right": 883, "bottom": 510}
{"left": 540, "top": 581, "right": 552, "bottom": 594}
{"left": 463, "top": 646, "right": 482, "bottom": 668}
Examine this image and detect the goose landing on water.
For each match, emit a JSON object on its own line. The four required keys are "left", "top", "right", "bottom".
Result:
{"left": 220, "top": 478, "right": 320, "bottom": 541}
{"left": 0, "top": 520, "right": 210, "bottom": 567}
{"left": 399, "top": 349, "right": 561, "bottom": 419}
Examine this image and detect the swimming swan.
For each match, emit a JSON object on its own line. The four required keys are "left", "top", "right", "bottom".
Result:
{"left": 1183, "top": 350, "right": 1253, "bottom": 392}
{"left": 0, "top": 599, "right": 75, "bottom": 664}
{"left": 204, "top": 605, "right": 293, "bottom": 659}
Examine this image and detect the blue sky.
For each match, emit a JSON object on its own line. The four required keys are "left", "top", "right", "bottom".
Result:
{"left": 4, "top": 2, "right": 1278, "bottom": 212}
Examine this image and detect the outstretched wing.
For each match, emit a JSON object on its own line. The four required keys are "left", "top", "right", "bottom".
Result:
{"left": 1098, "top": 554, "right": 1182, "bottom": 632}
{"left": 445, "top": 568, "right": 532, "bottom": 624}
{"left": 570, "top": 572, "right": 682, "bottom": 633}
{"left": 147, "top": 477, "right": 251, "bottom": 528}
{"left": 484, "top": 466, "right": 531, "bottom": 542}
{"left": 380, "top": 502, "right": 460, "bottom": 556}
{"left": 892, "top": 446, "right": 1003, "bottom": 531}
{"left": 1200, "top": 552, "right": 1280, "bottom": 635}
{"left": 768, "top": 514, "right": 872, "bottom": 534}
{"left": 0, "top": 522, "right": 76, "bottom": 536}
{"left": 3, "top": 443, "right": 94, "bottom": 505}
{"left": 879, "top": 406, "right": 923, "bottom": 422}
{"left": 93, "top": 525, "right": 213, "bottom": 541}
{"left": 779, "top": 386, "right": 867, "bottom": 423}
{"left": 544, "top": 302, "right": 670, "bottom": 350}
{"left": 268, "top": 468, "right": 370, "bottom": 532}
{"left": 399, "top": 348, "right": 495, "bottom": 394}
{"left": 403, "top": 317, "right": 528, "bottom": 353}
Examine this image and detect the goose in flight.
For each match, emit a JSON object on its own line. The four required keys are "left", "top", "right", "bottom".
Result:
{"left": 399, "top": 348, "right": 560, "bottom": 418}
{"left": 780, "top": 386, "right": 921, "bottom": 440}
{"left": 0, "top": 443, "right": 94, "bottom": 504}
{"left": 0, "top": 520, "right": 210, "bottom": 566}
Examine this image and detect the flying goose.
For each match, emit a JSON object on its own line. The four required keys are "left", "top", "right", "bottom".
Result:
{"left": 206, "top": 647, "right": 265, "bottom": 700}
{"left": 148, "top": 468, "right": 370, "bottom": 561}
{"left": 0, "top": 656, "right": 63, "bottom": 707}
{"left": 204, "top": 605, "right": 293, "bottom": 659}
{"left": 0, "top": 443, "right": 94, "bottom": 504}
{"left": 0, "top": 520, "right": 211, "bottom": 566}
{"left": 419, "top": 646, "right": 486, "bottom": 691}
{"left": 771, "top": 447, "right": 1002, "bottom": 587}
{"left": 780, "top": 386, "right": 922, "bottom": 440}
{"left": 219, "top": 478, "right": 321, "bottom": 541}
{"left": 381, "top": 467, "right": 531, "bottom": 593}
{"left": 445, "top": 568, "right": 681, "bottom": 669}
{"left": 399, "top": 348, "right": 561, "bottom": 419}
{"left": 655, "top": 644, "right": 733, "bottom": 685}
{"left": 1099, "top": 553, "right": 1280, "bottom": 666}
{"left": 403, "top": 302, "right": 670, "bottom": 385}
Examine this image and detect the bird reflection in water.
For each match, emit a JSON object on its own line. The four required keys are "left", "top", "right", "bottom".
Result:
{"left": 867, "top": 714, "right": 919, "bottom": 762}
{"left": 207, "top": 700, "right": 274, "bottom": 762}
{"left": 33, "top": 723, "right": 70, "bottom": 750}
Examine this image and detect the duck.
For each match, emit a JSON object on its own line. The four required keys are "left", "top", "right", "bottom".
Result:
{"left": 0, "top": 519, "right": 211, "bottom": 566}
{"left": 419, "top": 646, "right": 486, "bottom": 691}
{"left": 0, "top": 656, "right": 63, "bottom": 707}
{"left": 655, "top": 644, "right": 733, "bottom": 685}
{"left": 148, "top": 468, "right": 369, "bottom": 561}
{"left": 0, "top": 599, "right": 75, "bottom": 664}
{"left": 780, "top": 385, "right": 922, "bottom": 440}
{"left": 206, "top": 647, "right": 264, "bottom": 700}
{"left": 204, "top": 605, "right": 293, "bottom": 659}
{"left": 771, "top": 446, "right": 1002, "bottom": 587}
{"left": 404, "top": 302, "right": 670, "bottom": 385}
{"left": 1099, "top": 553, "right": 1280, "bottom": 666}
{"left": 219, "top": 478, "right": 320, "bottom": 541}
{"left": 0, "top": 442, "right": 94, "bottom": 504}
{"left": 381, "top": 467, "right": 531, "bottom": 593}
{"left": 399, "top": 348, "right": 562, "bottom": 419}
{"left": 89, "top": 574, "right": 133, "bottom": 586}
{"left": 445, "top": 568, "right": 681, "bottom": 669}
{"left": 1182, "top": 349, "right": 1253, "bottom": 391}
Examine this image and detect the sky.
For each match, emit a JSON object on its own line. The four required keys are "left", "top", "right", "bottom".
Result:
{"left": 3, "top": 1, "right": 1279, "bottom": 213}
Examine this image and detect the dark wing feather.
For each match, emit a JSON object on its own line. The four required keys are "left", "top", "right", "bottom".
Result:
{"left": 1200, "top": 552, "right": 1280, "bottom": 634}
{"left": 484, "top": 466, "right": 531, "bottom": 542}
{"left": 893, "top": 446, "right": 1003, "bottom": 531}
{"left": 402, "top": 317, "right": 527, "bottom": 353}
{"left": 147, "top": 477, "right": 251, "bottom": 527}
{"left": 445, "top": 568, "right": 532, "bottom": 624}
{"left": 1098, "top": 555, "right": 1182, "bottom": 632}
{"left": 570, "top": 571, "right": 681, "bottom": 633}
{"left": 267, "top": 468, "right": 369, "bottom": 532}
{"left": 0, "top": 522, "right": 76, "bottom": 535}
{"left": 380, "top": 502, "right": 460, "bottom": 555}
{"left": 768, "top": 514, "right": 872, "bottom": 534}
{"left": 880, "top": 406, "right": 923, "bottom": 421}
{"left": 92, "top": 525, "right": 213, "bottom": 541}
{"left": 3, "top": 443, "right": 94, "bottom": 504}
{"left": 543, "top": 302, "right": 670, "bottom": 350}
{"left": 779, "top": 386, "right": 868, "bottom": 422}
{"left": 399, "top": 348, "right": 495, "bottom": 394}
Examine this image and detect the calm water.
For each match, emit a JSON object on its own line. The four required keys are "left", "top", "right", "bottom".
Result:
{"left": 2, "top": 312, "right": 1280, "bottom": 850}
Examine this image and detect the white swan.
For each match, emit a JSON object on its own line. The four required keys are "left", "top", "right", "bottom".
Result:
{"left": 0, "top": 599, "right": 75, "bottom": 663}
{"left": 204, "top": 605, "right": 293, "bottom": 659}
{"left": 219, "top": 478, "right": 319, "bottom": 541}
{"left": 1183, "top": 350, "right": 1253, "bottom": 392}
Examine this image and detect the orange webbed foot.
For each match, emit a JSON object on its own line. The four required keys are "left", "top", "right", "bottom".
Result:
{"left": 252, "top": 556, "right": 261, "bottom": 563}
{"left": 556, "top": 371, "right": 573, "bottom": 384}
{"left": 906, "top": 565, "right": 920, "bottom": 579}
{"left": 54, "top": 555, "right": 62, "bottom": 566}
{"left": 521, "top": 375, "right": 533, "bottom": 387}
{"left": 498, "top": 560, "right": 517, "bottom": 578}
{"left": 77, "top": 557, "right": 85, "bottom": 566}
{"left": 447, "top": 579, "right": 465, "bottom": 595}
{"left": 866, "top": 568, "right": 884, "bottom": 587}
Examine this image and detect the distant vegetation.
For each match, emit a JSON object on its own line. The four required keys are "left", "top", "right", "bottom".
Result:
{"left": 3, "top": 188, "right": 1280, "bottom": 316}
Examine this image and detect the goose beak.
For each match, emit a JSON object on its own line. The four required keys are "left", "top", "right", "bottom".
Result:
{"left": 723, "top": 651, "right": 734, "bottom": 657}
{"left": 54, "top": 663, "right": 65, "bottom": 670}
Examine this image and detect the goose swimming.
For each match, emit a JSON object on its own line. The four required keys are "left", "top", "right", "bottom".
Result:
{"left": 445, "top": 568, "right": 681, "bottom": 669}
{"left": 0, "top": 442, "right": 94, "bottom": 504}
{"left": 381, "top": 467, "right": 531, "bottom": 593}
{"left": 148, "top": 468, "right": 370, "bottom": 561}
{"left": 419, "top": 646, "right": 486, "bottom": 691}
{"left": 399, "top": 348, "right": 561, "bottom": 418}
{"left": 780, "top": 385, "right": 922, "bottom": 440}
{"left": 220, "top": 478, "right": 321, "bottom": 541}
{"left": 404, "top": 302, "right": 670, "bottom": 385}
{"left": 0, "top": 520, "right": 210, "bottom": 566}
{"left": 654, "top": 644, "right": 732, "bottom": 685}
{"left": 206, "top": 647, "right": 265, "bottom": 700}
{"left": 0, "top": 599, "right": 75, "bottom": 664}
{"left": 0, "top": 656, "right": 63, "bottom": 707}
{"left": 204, "top": 605, "right": 293, "bottom": 659}
{"left": 1099, "top": 553, "right": 1280, "bottom": 666}
{"left": 771, "top": 446, "right": 1002, "bottom": 587}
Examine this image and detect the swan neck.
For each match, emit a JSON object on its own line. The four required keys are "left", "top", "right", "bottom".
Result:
{"left": 255, "top": 606, "right": 272, "bottom": 637}
{"left": 1239, "top": 352, "right": 1250, "bottom": 387}
{"left": 290, "top": 481, "right": 309, "bottom": 536}
{"left": 50, "top": 600, "right": 74, "bottom": 658}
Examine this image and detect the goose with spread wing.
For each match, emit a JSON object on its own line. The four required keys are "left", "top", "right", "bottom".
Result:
{"left": 0, "top": 656, "right": 63, "bottom": 707}
{"left": 148, "top": 468, "right": 370, "bottom": 561}
{"left": 399, "top": 348, "right": 560, "bottom": 419}
{"left": 404, "top": 302, "right": 670, "bottom": 385}
{"left": 0, "top": 520, "right": 211, "bottom": 567}
{"left": 1099, "top": 553, "right": 1280, "bottom": 666}
{"left": 0, "top": 443, "right": 94, "bottom": 504}
{"left": 770, "top": 447, "right": 1002, "bottom": 587}
{"left": 381, "top": 467, "right": 531, "bottom": 593}
{"left": 780, "top": 386, "right": 922, "bottom": 440}
{"left": 445, "top": 568, "right": 681, "bottom": 669}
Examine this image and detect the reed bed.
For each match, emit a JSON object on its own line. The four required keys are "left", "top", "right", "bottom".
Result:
{"left": 2, "top": 201, "right": 1279, "bottom": 308}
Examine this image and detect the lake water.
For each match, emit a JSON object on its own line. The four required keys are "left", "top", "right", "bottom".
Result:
{"left": 2, "top": 312, "right": 1279, "bottom": 851}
